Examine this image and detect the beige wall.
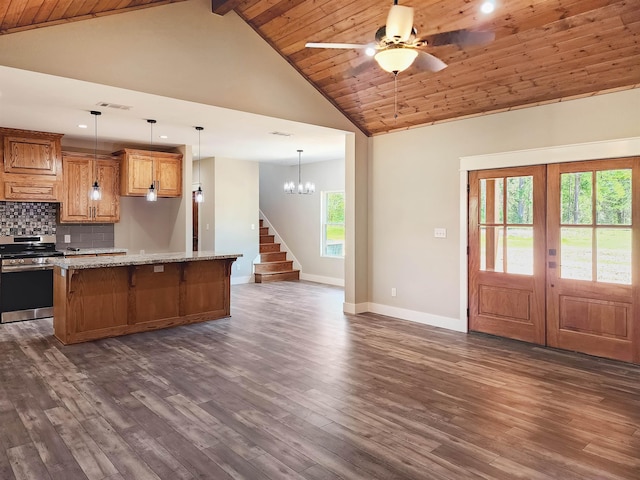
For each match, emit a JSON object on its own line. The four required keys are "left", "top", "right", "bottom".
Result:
{"left": 370, "top": 88, "right": 640, "bottom": 326}
{"left": 260, "top": 158, "right": 345, "bottom": 284}
{"left": 213, "top": 157, "right": 260, "bottom": 283}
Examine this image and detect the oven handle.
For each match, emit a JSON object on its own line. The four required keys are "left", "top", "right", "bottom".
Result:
{"left": 1, "top": 265, "right": 54, "bottom": 273}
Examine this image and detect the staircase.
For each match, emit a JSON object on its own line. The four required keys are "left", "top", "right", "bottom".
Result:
{"left": 254, "top": 219, "right": 300, "bottom": 283}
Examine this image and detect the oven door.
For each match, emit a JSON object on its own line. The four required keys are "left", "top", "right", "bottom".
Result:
{"left": 0, "top": 267, "right": 54, "bottom": 323}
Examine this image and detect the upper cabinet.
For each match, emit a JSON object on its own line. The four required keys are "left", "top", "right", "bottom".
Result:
{"left": 0, "top": 127, "right": 63, "bottom": 201}
{"left": 115, "top": 149, "right": 182, "bottom": 198}
{"left": 60, "top": 152, "right": 120, "bottom": 223}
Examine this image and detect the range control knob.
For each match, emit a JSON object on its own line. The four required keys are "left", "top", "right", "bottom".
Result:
{"left": 9, "top": 259, "right": 16, "bottom": 264}
{"left": 19, "top": 259, "right": 25, "bottom": 264}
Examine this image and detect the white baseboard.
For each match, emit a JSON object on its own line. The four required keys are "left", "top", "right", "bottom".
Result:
{"left": 300, "top": 273, "right": 344, "bottom": 287}
{"left": 231, "top": 275, "right": 253, "bottom": 285}
{"left": 343, "top": 302, "right": 369, "bottom": 314}
{"left": 350, "top": 302, "right": 468, "bottom": 333}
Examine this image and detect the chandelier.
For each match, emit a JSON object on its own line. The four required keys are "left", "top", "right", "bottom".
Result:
{"left": 284, "top": 149, "right": 315, "bottom": 194}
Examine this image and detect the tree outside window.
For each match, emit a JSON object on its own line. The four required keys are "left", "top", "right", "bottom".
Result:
{"left": 322, "top": 191, "right": 345, "bottom": 257}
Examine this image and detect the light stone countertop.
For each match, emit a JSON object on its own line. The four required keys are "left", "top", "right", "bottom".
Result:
{"left": 62, "top": 247, "right": 128, "bottom": 256}
{"left": 51, "top": 251, "right": 242, "bottom": 270}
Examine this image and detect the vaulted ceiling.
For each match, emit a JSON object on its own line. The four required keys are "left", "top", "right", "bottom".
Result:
{"left": 2, "top": 0, "right": 639, "bottom": 136}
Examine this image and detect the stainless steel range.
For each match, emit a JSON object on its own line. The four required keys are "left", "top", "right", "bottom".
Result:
{"left": 0, "top": 235, "right": 64, "bottom": 323}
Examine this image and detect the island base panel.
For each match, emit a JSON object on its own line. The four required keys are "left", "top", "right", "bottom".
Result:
{"left": 54, "top": 258, "right": 234, "bottom": 345}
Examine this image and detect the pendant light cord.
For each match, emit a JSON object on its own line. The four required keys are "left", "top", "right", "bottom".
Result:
{"left": 297, "top": 149, "right": 302, "bottom": 187}
{"left": 90, "top": 110, "right": 101, "bottom": 184}
{"left": 394, "top": 72, "right": 399, "bottom": 121}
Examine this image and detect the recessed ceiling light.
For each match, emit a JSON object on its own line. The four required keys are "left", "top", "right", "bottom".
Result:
{"left": 159, "top": 135, "right": 168, "bottom": 139}
{"left": 480, "top": 1, "right": 495, "bottom": 14}
{"left": 77, "top": 124, "right": 88, "bottom": 129}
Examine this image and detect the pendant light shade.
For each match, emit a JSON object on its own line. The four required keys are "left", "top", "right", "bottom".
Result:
{"left": 194, "top": 126, "right": 204, "bottom": 203}
{"left": 146, "top": 119, "right": 158, "bottom": 202}
{"left": 284, "top": 150, "right": 315, "bottom": 194}
{"left": 90, "top": 111, "right": 102, "bottom": 201}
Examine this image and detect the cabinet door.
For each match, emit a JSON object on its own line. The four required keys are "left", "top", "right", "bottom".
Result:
{"left": 156, "top": 157, "right": 182, "bottom": 197}
{"left": 4, "top": 135, "right": 58, "bottom": 176}
{"left": 94, "top": 160, "right": 120, "bottom": 223}
{"left": 61, "top": 157, "right": 92, "bottom": 222}
{"left": 127, "top": 153, "right": 155, "bottom": 195}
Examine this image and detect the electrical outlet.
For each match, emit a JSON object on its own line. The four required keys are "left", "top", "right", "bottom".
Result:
{"left": 64, "top": 234, "right": 71, "bottom": 243}
{"left": 153, "top": 265, "right": 164, "bottom": 273}
{"left": 140, "top": 249, "right": 145, "bottom": 255}
{"left": 206, "top": 223, "right": 210, "bottom": 230}
{"left": 251, "top": 224, "right": 255, "bottom": 230}
{"left": 391, "top": 287, "right": 397, "bottom": 297}
{"left": 434, "top": 228, "right": 447, "bottom": 238}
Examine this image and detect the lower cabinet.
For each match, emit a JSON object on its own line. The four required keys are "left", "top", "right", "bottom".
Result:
{"left": 53, "top": 259, "right": 234, "bottom": 344}
{"left": 60, "top": 152, "right": 120, "bottom": 223}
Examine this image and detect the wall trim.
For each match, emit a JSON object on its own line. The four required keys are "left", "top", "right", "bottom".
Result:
{"left": 231, "top": 275, "right": 253, "bottom": 285}
{"left": 343, "top": 302, "right": 368, "bottom": 314}
{"left": 367, "top": 303, "right": 467, "bottom": 332}
{"left": 459, "top": 136, "right": 640, "bottom": 335}
{"left": 300, "top": 273, "right": 344, "bottom": 287}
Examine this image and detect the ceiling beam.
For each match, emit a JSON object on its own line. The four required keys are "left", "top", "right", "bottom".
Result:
{"left": 211, "top": 0, "right": 244, "bottom": 16}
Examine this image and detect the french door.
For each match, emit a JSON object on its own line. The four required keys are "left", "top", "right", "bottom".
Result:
{"left": 469, "top": 158, "right": 640, "bottom": 363}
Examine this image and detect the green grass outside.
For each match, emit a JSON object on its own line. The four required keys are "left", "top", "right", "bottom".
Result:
{"left": 326, "top": 225, "right": 345, "bottom": 242}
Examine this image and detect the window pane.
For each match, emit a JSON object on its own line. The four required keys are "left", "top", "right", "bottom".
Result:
{"left": 596, "top": 229, "right": 631, "bottom": 284}
{"left": 506, "top": 176, "right": 533, "bottom": 224}
{"left": 479, "top": 178, "right": 503, "bottom": 224}
{"left": 479, "top": 226, "right": 503, "bottom": 272}
{"left": 506, "top": 227, "right": 533, "bottom": 275}
{"left": 326, "top": 192, "right": 345, "bottom": 224}
{"left": 561, "top": 227, "right": 592, "bottom": 281}
{"left": 561, "top": 172, "right": 592, "bottom": 224}
{"left": 324, "top": 225, "right": 344, "bottom": 257}
{"left": 596, "top": 169, "right": 631, "bottom": 225}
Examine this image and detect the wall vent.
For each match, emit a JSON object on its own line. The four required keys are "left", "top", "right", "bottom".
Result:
{"left": 269, "top": 131, "right": 293, "bottom": 137}
{"left": 96, "top": 102, "right": 133, "bottom": 111}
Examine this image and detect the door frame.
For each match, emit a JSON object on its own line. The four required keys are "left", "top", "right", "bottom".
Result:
{"left": 459, "top": 137, "right": 640, "bottom": 331}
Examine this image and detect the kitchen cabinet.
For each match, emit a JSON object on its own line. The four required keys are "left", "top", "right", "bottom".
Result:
{"left": 60, "top": 152, "right": 120, "bottom": 223}
{"left": 0, "top": 127, "right": 63, "bottom": 201}
{"left": 114, "top": 148, "right": 182, "bottom": 198}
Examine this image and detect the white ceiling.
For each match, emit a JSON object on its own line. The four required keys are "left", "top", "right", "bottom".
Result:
{"left": 0, "top": 66, "right": 347, "bottom": 165}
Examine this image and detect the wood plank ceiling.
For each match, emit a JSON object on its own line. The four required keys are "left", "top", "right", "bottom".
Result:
{"left": 1, "top": 0, "right": 638, "bottom": 136}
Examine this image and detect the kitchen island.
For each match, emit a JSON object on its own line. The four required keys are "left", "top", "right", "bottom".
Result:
{"left": 51, "top": 252, "right": 241, "bottom": 344}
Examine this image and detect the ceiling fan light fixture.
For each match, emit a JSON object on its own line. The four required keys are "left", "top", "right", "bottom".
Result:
{"left": 386, "top": 4, "right": 414, "bottom": 42}
{"left": 375, "top": 47, "right": 418, "bottom": 73}
{"left": 365, "top": 46, "right": 376, "bottom": 57}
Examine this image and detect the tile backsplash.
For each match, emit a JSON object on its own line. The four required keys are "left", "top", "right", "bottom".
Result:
{"left": 55, "top": 223, "right": 115, "bottom": 249}
{"left": 0, "top": 201, "right": 56, "bottom": 236}
{"left": 0, "top": 201, "right": 115, "bottom": 249}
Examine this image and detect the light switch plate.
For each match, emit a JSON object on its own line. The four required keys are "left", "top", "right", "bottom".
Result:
{"left": 434, "top": 228, "right": 447, "bottom": 238}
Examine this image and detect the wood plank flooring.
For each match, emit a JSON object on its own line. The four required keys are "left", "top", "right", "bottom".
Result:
{"left": 1, "top": 281, "right": 639, "bottom": 480}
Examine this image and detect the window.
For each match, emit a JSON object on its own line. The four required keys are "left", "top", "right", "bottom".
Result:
{"left": 322, "top": 191, "right": 345, "bottom": 257}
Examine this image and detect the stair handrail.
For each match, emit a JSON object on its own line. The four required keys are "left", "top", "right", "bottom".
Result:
{"left": 258, "top": 210, "right": 302, "bottom": 272}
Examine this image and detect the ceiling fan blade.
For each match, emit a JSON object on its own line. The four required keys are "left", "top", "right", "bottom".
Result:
{"left": 424, "top": 29, "right": 495, "bottom": 48}
{"left": 305, "top": 42, "right": 369, "bottom": 49}
{"left": 386, "top": 5, "right": 414, "bottom": 43}
{"left": 414, "top": 51, "right": 447, "bottom": 72}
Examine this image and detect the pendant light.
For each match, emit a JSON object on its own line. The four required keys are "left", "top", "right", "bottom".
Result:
{"left": 146, "top": 119, "right": 157, "bottom": 202}
{"left": 284, "top": 149, "right": 315, "bottom": 194}
{"left": 90, "top": 111, "right": 102, "bottom": 201}
{"left": 194, "top": 126, "right": 204, "bottom": 203}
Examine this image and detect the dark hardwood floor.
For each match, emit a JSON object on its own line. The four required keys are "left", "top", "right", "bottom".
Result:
{"left": 1, "top": 281, "right": 639, "bottom": 479}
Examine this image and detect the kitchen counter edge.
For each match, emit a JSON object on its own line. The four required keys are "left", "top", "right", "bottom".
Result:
{"left": 51, "top": 251, "right": 242, "bottom": 270}
{"left": 62, "top": 248, "right": 129, "bottom": 256}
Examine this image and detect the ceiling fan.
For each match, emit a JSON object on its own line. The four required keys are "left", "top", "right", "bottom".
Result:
{"left": 305, "top": 0, "right": 495, "bottom": 75}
